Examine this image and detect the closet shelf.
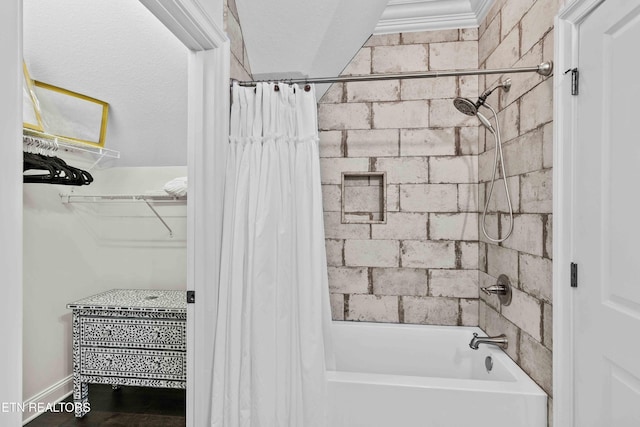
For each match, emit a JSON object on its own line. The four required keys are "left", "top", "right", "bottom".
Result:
{"left": 59, "top": 194, "right": 186, "bottom": 203}
{"left": 60, "top": 193, "right": 186, "bottom": 237}
{"left": 23, "top": 129, "right": 120, "bottom": 169}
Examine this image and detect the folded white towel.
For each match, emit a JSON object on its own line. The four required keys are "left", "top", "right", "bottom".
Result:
{"left": 164, "top": 176, "right": 188, "bottom": 197}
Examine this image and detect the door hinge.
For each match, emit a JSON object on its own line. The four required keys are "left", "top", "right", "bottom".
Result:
{"left": 570, "top": 263, "right": 578, "bottom": 288}
{"left": 187, "top": 290, "right": 195, "bottom": 303}
{"left": 564, "top": 68, "right": 579, "bottom": 95}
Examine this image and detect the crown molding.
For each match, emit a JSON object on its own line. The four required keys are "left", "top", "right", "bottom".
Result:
{"left": 374, "top": 0, "right": 494, "bottom": 34}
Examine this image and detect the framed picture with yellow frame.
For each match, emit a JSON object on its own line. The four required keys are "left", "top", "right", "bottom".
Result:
{"left": 22, "top": 61, "right": 110, "bottom": 148}
{"left": 22, "top": 62, "right": 44, "bottom": 132}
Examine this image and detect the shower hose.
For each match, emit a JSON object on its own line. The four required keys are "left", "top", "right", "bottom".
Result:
{"left": 481, "top": 103, "right": 513, "bottom": 243}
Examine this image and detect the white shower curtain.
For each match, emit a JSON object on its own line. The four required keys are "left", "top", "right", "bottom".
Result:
{"left": 211, "top": 82, "right": 334, "bottom": 427}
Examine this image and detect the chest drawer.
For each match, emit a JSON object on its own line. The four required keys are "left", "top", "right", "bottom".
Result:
{"left": 80, "top": 317, "right": 185, "bottom": 350}
{"left": 80, "top": 348, "right": 186, "bottom": 381}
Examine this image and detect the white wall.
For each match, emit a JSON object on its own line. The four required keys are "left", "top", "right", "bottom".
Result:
{"left": 0, "top": 0, "right": 23, "bottom": 425}
{"left": 22, "top": 161, "right": 188, "bottom": 416}
{"left": 23, "top": 0, "right": 188, "bottom": 167}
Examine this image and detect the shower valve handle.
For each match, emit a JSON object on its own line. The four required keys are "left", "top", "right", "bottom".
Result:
{"left": 481, "top": 284, "right": 508, "bottom": 296}
{"left": 480, "top": 274, "right": 512, "bottom": 306}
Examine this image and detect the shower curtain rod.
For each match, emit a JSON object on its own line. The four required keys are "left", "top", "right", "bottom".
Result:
{"left": 231, "top": 61, "right": 553, "bottom": 87}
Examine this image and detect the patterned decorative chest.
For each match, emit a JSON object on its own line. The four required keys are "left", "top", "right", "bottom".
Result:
{"left": 67, "top": 289, "right": 186, "bottom": 417}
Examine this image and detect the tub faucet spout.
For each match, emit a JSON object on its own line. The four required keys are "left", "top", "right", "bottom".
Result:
{"left": 469, "top": 332, "right": 508, "bottom": 350}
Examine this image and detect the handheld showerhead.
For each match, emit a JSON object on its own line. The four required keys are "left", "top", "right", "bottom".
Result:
{"left": 452, "top": 84, "right": 514, "bottom": 243}
{"left": 453, "top": 97, "right": 478, "bottom": 116}
{"left": 453, "top": 97, "right": 495, "bottom": 132}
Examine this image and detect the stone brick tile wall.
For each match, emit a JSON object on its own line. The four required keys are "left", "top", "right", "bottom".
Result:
{"left": 477, "top": 0, "right": 561, "bottom": 425}
{"left": 318, "top": 29, "right": 481, "bottom": 326}
{"left": 224, "top": 0, "right": 252, "bottom": 80}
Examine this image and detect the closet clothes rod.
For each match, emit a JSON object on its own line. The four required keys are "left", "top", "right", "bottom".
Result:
{"left": 232, "top": 61, "right": 553, "bottom": 87}
{"left": 23, "top": 129, "right": 120, "bottom": 158}
{"left": 23, "top": 128, "right": 120, "bottom": 171}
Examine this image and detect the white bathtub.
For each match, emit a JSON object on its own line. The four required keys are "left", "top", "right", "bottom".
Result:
{"left": 327, "top": 322, "right": 547, "bottom": 427}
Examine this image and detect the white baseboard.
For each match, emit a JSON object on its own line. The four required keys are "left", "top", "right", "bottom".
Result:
{"left": 22, "top": 375, "right": 73, "bottom": 425}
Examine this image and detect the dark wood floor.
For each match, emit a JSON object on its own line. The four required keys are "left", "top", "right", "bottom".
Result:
{"left": 26, "top": 384, "right": 185, "bottom": 427}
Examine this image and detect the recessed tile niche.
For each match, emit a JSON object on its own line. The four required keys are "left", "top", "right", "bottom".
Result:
{"left": 341, "top": 172, "right": 387, "bottom": 224}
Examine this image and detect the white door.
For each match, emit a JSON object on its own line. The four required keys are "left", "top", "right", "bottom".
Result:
{"left": 573, "top": 0, "right": 640, "bottom": 425}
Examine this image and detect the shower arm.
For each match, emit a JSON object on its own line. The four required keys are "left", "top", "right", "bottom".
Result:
{"left": 478, "top": 80, "right": 512, "bottom": 108}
